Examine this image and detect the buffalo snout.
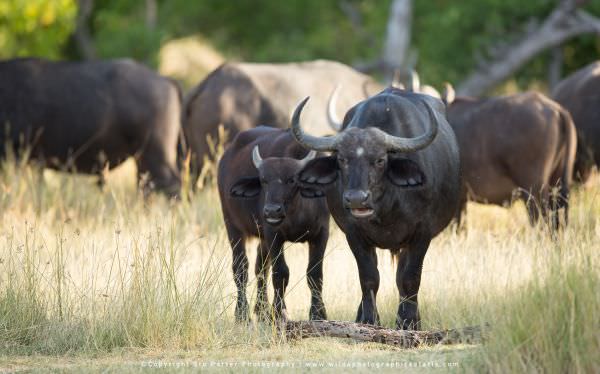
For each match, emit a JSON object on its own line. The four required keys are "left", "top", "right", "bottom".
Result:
{"left": 263, "top": 203, "right": 285, "bottom": 224}
{"left": 343, "top": 189, "right": 371, "bottom": 208}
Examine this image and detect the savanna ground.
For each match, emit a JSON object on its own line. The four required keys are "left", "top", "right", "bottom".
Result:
{"left": 0, "top": 157, "right": 598, "bottom": 373}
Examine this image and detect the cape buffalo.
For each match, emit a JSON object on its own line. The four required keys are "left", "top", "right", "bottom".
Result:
{"left": 0, "top": 57, "right": 182, "bottom": 196}
{"left": 552, "top": 61, "right": 600, "bottom": 183}
{"left": 444, "top": 87, "right": 576, "bottom": 230}
{"left": 217, "top": 126, "right": 330, "bottom": 322}
{"left": 291, "top": 87, "right": 461, "bottom": 329}
{"left": 183, "top": 60, "right": 382, "bottom": 185}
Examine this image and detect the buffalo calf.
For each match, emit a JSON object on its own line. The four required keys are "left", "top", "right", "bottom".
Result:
{"left": 217, "top": 127, "right": 330, "bottom": 322}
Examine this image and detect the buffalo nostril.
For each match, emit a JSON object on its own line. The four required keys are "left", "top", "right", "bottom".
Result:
{"left": 264, "top": 204, "right": 283, "bottom": 215}
{"left": 344, "top": 190, "right": 370, "bottom": 205}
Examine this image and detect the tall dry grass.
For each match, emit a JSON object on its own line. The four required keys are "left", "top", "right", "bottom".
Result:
{"left": 0, "top": 156, "right": 598, "bottom": 372}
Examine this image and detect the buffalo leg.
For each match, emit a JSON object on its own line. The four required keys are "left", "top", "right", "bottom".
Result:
{"left": 396, "top": 234, "right": 431, "bottom": 330}
{"left": 549, "top": 193, "right": 560, "bottom": 231}
{"left": 270, "top": 235, "right": 289, "bottom": 321}
{"left": 549, "top": 171, "right": 569, "bottom": 230}
{"left": 454, "top": 198, "right": 467, "bottom": 233}
{"left": 558, "top": 181, "right": 570, "bottom": 228}
{"left": 226, "top": 225, "right": 249, "bottom": 322}
{"left": 137, "top": 141, "right": 181, "bottom": 199}
{"left": 348, "top": 233, "right": 380, "bottom": 325}
{"left": 454, "top": 186, "right": 468, "bottom": 231}
{"left": 254, "top": 236, "right": 275, "bottom": 321}
{"left": 307, "top": 228, "right": 328, "bottom": 320}
{"left": 521, "top": 189, "right": 542, "bottom": 226}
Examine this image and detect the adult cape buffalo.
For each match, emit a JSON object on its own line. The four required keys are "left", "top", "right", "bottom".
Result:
{"left": 291, "top": 87, "right": 461, "bottom": 329}
{"left": 552, "top": 61, "right": 600, "bottom": 183}
{"left": 182, "top": 60, "right": 382, "bottom": 184}
{"left": 444, "top": 87, "right": 576, "bottom": 230}
{"left": 0, "top": 58, "right": 182, "bottom": 196}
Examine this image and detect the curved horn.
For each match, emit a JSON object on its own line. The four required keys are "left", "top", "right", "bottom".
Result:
{"left": 326, "top": 84, "right": 343, "bottom": 132}
{"left": 298, "top": 150, "right": 317, "bottom": 167}
{"left": 381, "top": 100, "right": 439, "bottom": 152}
{"left": 391, "top": 69, "right": 402, "bottom": 88}
{"left": 361, "top": 80, "right": 372, "bottom": 98}
{"left": 421, "top": 84, "right": 441, "bottom": 99}
{"left": 252, "top": 145, "right": 263, "bottom": 169}
{"left": 442, "top": 82, "right": 455, "bottom": 105}
{"left": 408, "top": 69, "right": 420, "bottom": 92}
{"left": 291, "top": 97, "right": 340, "bottom": 152}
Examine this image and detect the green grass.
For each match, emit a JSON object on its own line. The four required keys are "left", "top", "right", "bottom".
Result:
{"left": 0, "top": 159, "right": 598, "bottom": 373}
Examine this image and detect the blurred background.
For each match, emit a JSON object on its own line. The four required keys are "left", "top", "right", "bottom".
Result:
{"left": 2, "top": 0, "right": 599, "bottom": 93}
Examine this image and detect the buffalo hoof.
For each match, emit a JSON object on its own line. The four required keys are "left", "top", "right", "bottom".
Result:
{"left": 235, "top": 301, "right": 250, "bottom": 323}
{"left": 309, "top": 305, "right": 327, "bottom": 321}
{"left": 274, "top": 307, "right": 290, "bottom": 323}
{"left": 254, "top": 301, "right": 272, "bottom": 322}
{"left": 356, "top": 315, "right": 380, "bottom": 326}
{"left": 396, "top": 317, "right": 421, "bottom": 330}
{"left": 355, "top": 303, "right": 380, "bottom": 325}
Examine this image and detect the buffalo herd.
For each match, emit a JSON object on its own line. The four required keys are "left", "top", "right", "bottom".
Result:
{"left": 2, "top": 56, "right": 599, "bottom": 329}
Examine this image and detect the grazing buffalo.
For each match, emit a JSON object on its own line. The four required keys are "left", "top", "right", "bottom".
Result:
{"left": 552, "top": 61, "right": 600, "bottom": 182}
{"left": 0, "top": 58, "right": 182, "bottom": 196}
{"left": 183, "top": 60, "right": 382, "bottom": 184}
{"left": 291, "top": 87, "right": 461, "bottom": 329}
{"left": 217, "top": 126, "right": 330, "bottom": 322}
{"left": 444, "top": 87, "right": 576, "bottom": 230}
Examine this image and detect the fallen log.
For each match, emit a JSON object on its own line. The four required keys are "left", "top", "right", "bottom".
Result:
{"left": 283, "top": 320, "right": 486, "bottom": 348}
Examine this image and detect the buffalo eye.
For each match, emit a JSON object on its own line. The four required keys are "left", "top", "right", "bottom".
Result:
{"left": 286, "top": 177, "right": 295, "bottom": 185}
{"left": 375, "top": 158, "right": 386, "bottom": 167}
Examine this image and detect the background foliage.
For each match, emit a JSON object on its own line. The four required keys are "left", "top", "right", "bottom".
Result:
{"left": 1, "top": 0, "right": 599, "bottom": 91}
{"left": 0, "top": 0, "right": 76, "bottom": 59}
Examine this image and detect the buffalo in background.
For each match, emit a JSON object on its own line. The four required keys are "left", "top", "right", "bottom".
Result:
{"left": 443, "top": 86, "right": 576, "bottom": 230}
{"left": 0, "top": 58, "right": 182, "bottom": 197}
{"left": 292, "top": 87, "right": 461, "bottom": 329}
{"left": 218, "top": 126, "right": 330, "bottom": 322}
{"left": 552, "top": 61, "right": 600, "bottom": 183}
{"left": 183, "top": 60, "right": 382, "bottom": 185}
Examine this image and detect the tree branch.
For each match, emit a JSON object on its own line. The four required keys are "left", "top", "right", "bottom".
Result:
{"left": 284, "top": 320, "right": 487, "bottom": 348}
{"left": 74, "top": 0, "right": 96, "bottom": 60}
{"left": 457, "top": 2, "right": 600, "bottom": 96}
{"left": 382, "top": 0, "right": 412, "bottom": 81}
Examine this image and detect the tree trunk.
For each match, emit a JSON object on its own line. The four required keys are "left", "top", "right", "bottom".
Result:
{"left": 548, "top": 47, "right": 563, "bottom": 89}
{"left": 74, "top": 0, "right": 96, "bottom": 60}
{"left": 145, "top": 0, "right": 157, "bottom": 31}
{"left": 283, "top": 320, "right": 486, "bottom": 348}
{"left": 382, "top": 0, "right": 413, "bottom": 82}
{"left": 457, "top": 1, "right": 600, "bottom": 96}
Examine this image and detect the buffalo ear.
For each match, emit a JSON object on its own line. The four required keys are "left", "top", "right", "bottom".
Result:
{"left": 299, "top": 188, "right": 326, "bottom": 199}
{"left": 230, "top": 176, "right": 261, "bottom": 198}
{"left": 387, "top": 158, "right": 426, "bottom": 188}
{"left": 298, "top": 156, "right": 338, "bottom": 187}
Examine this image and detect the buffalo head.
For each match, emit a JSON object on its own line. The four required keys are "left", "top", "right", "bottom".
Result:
{"left": 292, "top": 93, "right": 439, "bottom": 219}
{"left": 229, "top": 146, "right": 318, "bottom": 225}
